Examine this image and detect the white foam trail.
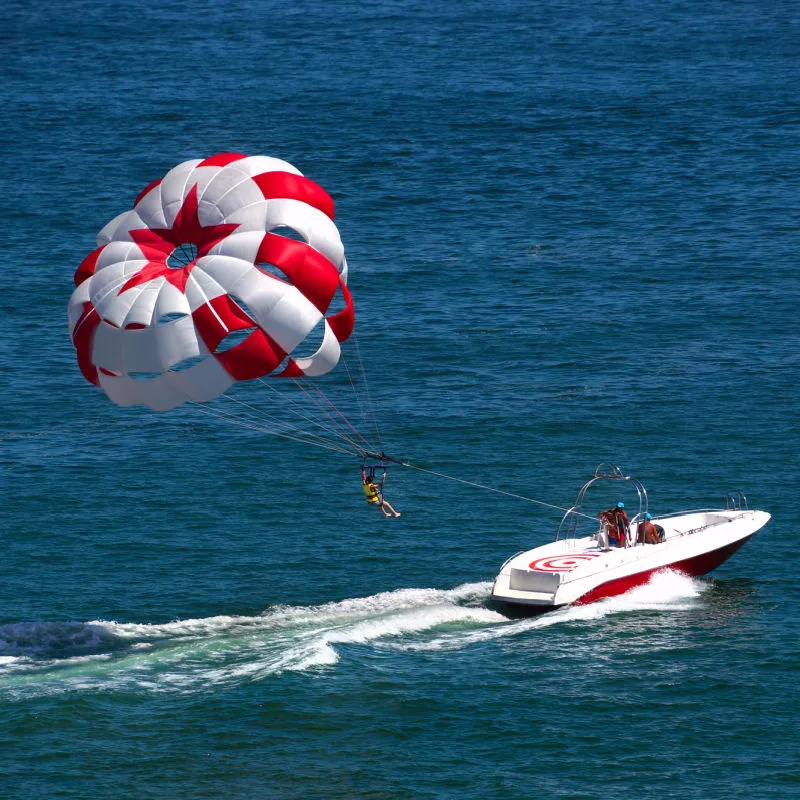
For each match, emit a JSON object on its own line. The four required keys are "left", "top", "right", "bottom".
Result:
{"left": 0, "top": 573, "right": 706, "bottom": 697}
{"left": 391, "top": 570, "right": 706, "bottom": 653}
{"left": 603, "top": 569, "right": 705, "bottom": 610}
{"left": 91, "top": 582, "right": 496, "bottom": 642}
{"left": 0, "top": 583, "right": 504, "bottom": 696}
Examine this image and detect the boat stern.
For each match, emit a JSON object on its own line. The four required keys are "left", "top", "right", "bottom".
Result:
{"left": 489, "top": 546, "right": 602, "bottom": 611}
{"left": 491, "top": 564, "right": 563, "bottom": 610}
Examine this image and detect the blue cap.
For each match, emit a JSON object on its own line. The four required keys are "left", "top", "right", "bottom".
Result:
{"left": 646, "top": 513, "right": 652, "bottom": 519}
{"left": 616, "top": 502, "right": 625, "bottom": 508}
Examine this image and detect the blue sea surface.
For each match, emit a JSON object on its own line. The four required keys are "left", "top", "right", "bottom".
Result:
{"left": 1, "top": 1, "right": 798, "bottom": 798}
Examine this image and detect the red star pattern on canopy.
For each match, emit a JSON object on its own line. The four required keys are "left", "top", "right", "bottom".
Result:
{"left": 119, "top": 184, "right": 239, "bottom": 295}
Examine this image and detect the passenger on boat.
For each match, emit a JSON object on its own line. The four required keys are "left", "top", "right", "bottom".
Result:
{"left": 598, "top": 502, "right": 629, "bottom": 548}
{"left": 637, "top": 513, "right": 665, "bottom": 544}
{"left": 361, "top": 467, "right": 401, "bottom": 518}
{"left": 611, "top": 502, "right": 629, "bottom": 547}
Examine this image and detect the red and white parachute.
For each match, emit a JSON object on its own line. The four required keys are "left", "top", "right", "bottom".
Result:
{"left": 68, "top": 153, "right": 355, "bottom": 413}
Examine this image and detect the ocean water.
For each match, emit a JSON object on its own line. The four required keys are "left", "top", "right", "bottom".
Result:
{"left": 1, "top": 0, "right": 798, "bottom": 798}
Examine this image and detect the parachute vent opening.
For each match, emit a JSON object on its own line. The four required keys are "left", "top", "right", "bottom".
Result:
{"left": 167, "top": 243, "right": 199, "bottom": 269}
{"left": 269, "top": 356, "right": 293, "bottom": 376}
{"left": 327, "top": 285, "right": 348, "bottom": 315}
{"left": 229, "top": 294, "right": 256, "bottom": 322}
{"left": 157, "top": 312, "right": 190, "bottom": 326}
{"left": 255, "top": 262, "right": 293, "bottom": 285}
{"left": 269, "top": 225, "right": 306, "bottom": 243}
{"left": 128, "top": 371, "right": 164, "bottom": 382}
{"left": 290, "top": 318, "right": 326, "bottom": 360}
{"left": 169, "top": 355, "right": 207, "bottom": 374}
{"left": 215, "top": 328, "right": 257, "bottom": 354}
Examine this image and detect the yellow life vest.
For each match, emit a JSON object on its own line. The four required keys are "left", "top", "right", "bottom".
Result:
{"left": 363, "top": 482, "right": 381, "bottom": 503}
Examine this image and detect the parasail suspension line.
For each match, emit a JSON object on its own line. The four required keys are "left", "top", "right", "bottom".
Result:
{"left": 342, "top": 331, "right": 383, "bottom": 452}
{"left": 216, "top": 390, "right": 351, "bottom": 451}
{"left": 289, "top": 377, "right": 374, "bottom": 458}
{"left": 186, "top": 401, "right": 359, "bottom": 457}
{"left": 253, "top": 377, "right": 366, "bottom": 449}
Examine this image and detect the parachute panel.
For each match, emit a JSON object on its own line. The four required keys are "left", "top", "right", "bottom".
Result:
{"left": 134, "top": 182, "right": 168, "bottom": 229}
{"left": 153, "top": 282, "right": 192, "bottom": 324}
{"left": 168, "top": 357, "right": 235, "bottom": 405}
{"left": 206, "top": 178, "right": 265, "bottom": 222}
{"left": 230, "top": 155, "right": 303, "bottom": 179}
{"left": 96, "top": 241, "right": 145, "bottom": 272}
{"left": 207, "top": 231, "right": 264, "bottom": 265}
{"left": 121, "top": 280, "right": 163, "bottom": 329}
{"left": 226, "top": 266, "right": 295, "bottom": 326}
{"left": 261, "top": 199, "right": 345, "bottom": 270}
{"left": 158, "top": 159, "right": 203, "bottom": 227}
{"left": 245, "top": 287, "right": 323, "bottom": 355}
{"left": 291, "top": 321, "right": 342, "bottom": 377}
{"left": 97, "top": 210, "right": 145, "bottom": 246}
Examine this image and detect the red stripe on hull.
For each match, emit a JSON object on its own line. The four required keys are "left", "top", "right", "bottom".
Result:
{"left": 573, "top": 535, "right": 754, "bottom": 606}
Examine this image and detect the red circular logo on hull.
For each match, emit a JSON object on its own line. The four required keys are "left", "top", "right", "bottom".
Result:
{"left": 529, "top": 554, "right": 601, "bottom": 572}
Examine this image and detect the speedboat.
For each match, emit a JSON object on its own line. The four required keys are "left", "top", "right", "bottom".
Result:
{"left": 490, "top": 463, "right": 770, "bottom": 615}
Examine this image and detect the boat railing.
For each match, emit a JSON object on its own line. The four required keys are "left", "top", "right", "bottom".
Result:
{"left": 725, "top": 491, "right": 748, "bottom": 511}
{"left": 555, "top": 463, "right": 648, "bottom": 549}
{"left": 552, "top": 466, "right": 752, "bottom": 548}
{"left": 671, "top": 506, "right": 749, "bottom": 516}
{"left": 498, "top": 551, "right": 525, "bottom": 571}
{"left": 665, "top": 506, "right": 751, "bottom": 537}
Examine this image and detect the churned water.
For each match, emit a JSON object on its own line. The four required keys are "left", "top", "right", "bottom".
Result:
{"left": 1, "top": 1, "right": 798, "bottom": 798}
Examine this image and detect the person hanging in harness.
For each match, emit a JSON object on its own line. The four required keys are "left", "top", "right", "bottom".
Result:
{"left": 361, "top": 465, "right": 401, "bottom": 518}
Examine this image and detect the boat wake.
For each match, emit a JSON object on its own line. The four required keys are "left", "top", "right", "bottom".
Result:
{"left": 0, "top": 572, "right": 705, "bottom": 698}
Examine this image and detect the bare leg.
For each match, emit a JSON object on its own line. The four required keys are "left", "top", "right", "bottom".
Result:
{"left": 382, "top": 501, "right": 400, "bottom": 518}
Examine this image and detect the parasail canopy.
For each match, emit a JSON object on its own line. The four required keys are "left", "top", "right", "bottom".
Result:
{"left": 68, "top": 153, "right": 355, "bottom": 412}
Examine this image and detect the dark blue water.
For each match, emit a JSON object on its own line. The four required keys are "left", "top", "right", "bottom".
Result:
{"left": 2, "top": 1, "right": 798, "bottom": 797}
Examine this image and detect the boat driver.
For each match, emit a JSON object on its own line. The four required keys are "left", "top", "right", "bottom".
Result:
{"left": 598, "top": 502, "right": 629, "bottom": 548}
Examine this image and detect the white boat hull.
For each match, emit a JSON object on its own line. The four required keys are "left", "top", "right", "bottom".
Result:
{"left": 490, "top": 509, "right": 770, "bottom": 614}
